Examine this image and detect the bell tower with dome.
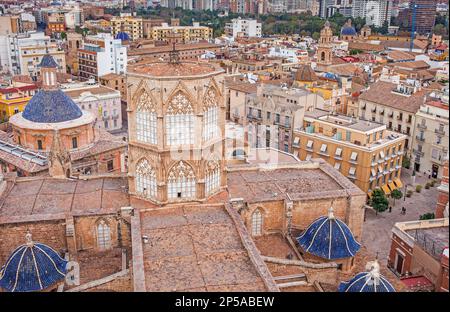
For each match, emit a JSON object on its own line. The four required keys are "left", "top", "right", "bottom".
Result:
{"left": 126, "top": 45, "right": 226, "bottom": 205}
{"left": 316, "top": 21, "right": 333, "bottom": 71}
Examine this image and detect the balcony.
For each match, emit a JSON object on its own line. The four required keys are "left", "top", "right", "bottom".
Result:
{"left": 112, "top": 114, "right": 120, "bottom": 120}
{"left": 415, "top": 135, "right": 425, "bottom": 142}
{"left": 417, "top": 123, "right": 427, "bottom": 130}
{"left": 102, "top": 115, "right": 111, "bottom": 121}
{"left": 413, "top": 149, "right": 424, "bottom": 157}
{"left": 388, "top": 113, "right": 394, "bottom": 118}
{"left": 435, "top": 128, "right": 445, "bottom": 135}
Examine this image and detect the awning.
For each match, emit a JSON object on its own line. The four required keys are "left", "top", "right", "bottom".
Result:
{"left": 367, "top": 192, "right": 372, "bottom": 199}
{"left": 394, "top": 179, "right": 403, "bottom": 188}
{"left": 382, "top": 184, "right": 391, "bottom": 195}
{"left": 388, "top": 182, "right": 396, "bottom": 191}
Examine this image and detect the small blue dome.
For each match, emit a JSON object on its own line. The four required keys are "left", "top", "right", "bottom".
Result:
{"left": 22, "top": 89, "right": 83, "bottom": 123}
{"left": 0, "top": 237, "right": 68, "bottom": 292}
{"left": 115, "top": 32, "right": 130, "bottom": 41}
{"left": 339, "top": 262, "right": 396, "bottom": 292}
{"left": 40, "top": 54, "right": 59, "bottom": 68}
{"left": 297, "top": 208, "right": 361, "bottom": 260}
{"left": 341, "top": 26, "right": 357, "bottom": 36}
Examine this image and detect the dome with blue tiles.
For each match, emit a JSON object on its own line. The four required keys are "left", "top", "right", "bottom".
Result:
{"left": 22, "top": 90, "right": 83, "bottom": 123}
{"left": 341, "top": 19, "right": 357, "bottom": 36}
{"left": 297, "top": 207, "right": 361, "bottom": 260}
{"left": 40, "top": 54, "right": 59, "bottom": 68}
{"left": 0, "top": 232, "right": 68, "bottom": 292}
{"left": 339, "top": 260, "right": 396, "bottom": 292}
{"left": 115, "top": 31, "right": 130, "bottom": 41}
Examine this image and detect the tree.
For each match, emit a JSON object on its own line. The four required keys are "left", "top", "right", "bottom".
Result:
{"left": 390, "top": 189, "right": 403, "bottom": 205}
{"left": 419, "top": 213, "right": 435, "bottom": 220}
{"left": 370, "top": 189, "right": 389, "bottom": 212}
{"left": 60, "top": 32, "right": 67, "bottom": 40}
{"left": 402, "top": 155, "right": 410, "bottom": 169}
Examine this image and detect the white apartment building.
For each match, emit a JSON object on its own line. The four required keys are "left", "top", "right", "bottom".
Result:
{"left": 61, "top": 80, "right": 123, "bottom": 131}
{"left": 78, "top": 33, "right": 127, "bottom": 81}
{"left": 0, "top": 32, "right": 65, "bottom": 78}
{"left": 352, "top": 0, "right": 391, "bottom": 27}
{"left": 225, "top": 18, "right": 262, "bottom": 39}
{"left": 268, "top": 46, "right": 308, "bottom": 63}
{"left": 411, "top": 92, "right": 449, "bottom": 178}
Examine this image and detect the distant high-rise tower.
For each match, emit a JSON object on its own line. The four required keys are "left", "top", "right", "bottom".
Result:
{"left": 408, "top": 0, "right": 437, "bottom": 35}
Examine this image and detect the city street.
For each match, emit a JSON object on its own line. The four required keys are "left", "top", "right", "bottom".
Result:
{"left": 362, "top": 168, "right": 440, "bottom": 265}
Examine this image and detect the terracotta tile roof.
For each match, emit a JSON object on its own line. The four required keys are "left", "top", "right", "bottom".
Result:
{"left": 0, "top": 177, "right": 129, "bottom": 223}
{"left": 387, "top": 50, "right": 415, "bottom": 62}
{"left": 129, "top": 62, "right": 221, "bottom": 77}
{"left": 128, "top": 43, "right": 221, "bottom": 56}
{"left": 64, "top": 86, "right": 119, "bottom": 99}
{"left": 391, "top": 60, "right": 430, "bottom": 70}
{"left": 134, "top": 204, "right": 278, "bottom": 291}
{"left": 359, "top": 81, "right": 428, "bottom": 113}
{"left": 349, "top": 42, "right": 384, "bottom": 52}
{"left": 226, "top": 81, "right": 258, "bottom": 94}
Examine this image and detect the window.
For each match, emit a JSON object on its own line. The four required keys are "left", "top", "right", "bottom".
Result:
{"left": 97, "top": 220, "right": 111, "bottom": 250}
{"left": 378, "top": 165, "right": 383, "bottom": 174}
{"left": 285, "top": 116, "right": 290, "bottom": 127}
{"left": 371, "top": 168, "right": 376, "bottom": 177}
{"left": 72, "top": 137, "right": 78, "bottom": 149}
{"left": 136, "top": 158, "right": 157, "bottom": 199}
{"left": 275, "top": 113, "right": 280, "bottom": 123}
{"left": 136, "top": 91, "right": 157, "bottom": 144}
{"left": 350, "top": 152, "right": 358, "bottom": 161}
{"left": 266, "top": 112, "right": 271, "bottom": 120}
{"left": 203, "top": 107, "right": 218, "bottom": 141}
{"left": 348, "top": 167, "right": 356, "bottom": 176}
{"left": 379, "top": 150, "right": 385, "bottom": 159}
{"left": 306, "top": 140, "right": 313, "bottom": 149}
{"left": 335, "top": 148, "right": 342, "bottom": 157}
{"left": 37, "top": 140, "right": 43, "bottom": 150}
{"left": 107, "top": 160, "right": 114, "bottom": 171}
{"left": 320, "top": 144, "right": 327, "bottom": 153}
{"left": 166, "top": 92, "right": 194, "bottom": 146}
{"left": 306, "top": 154, "right": 312, "bottom": 161}
{"left": 167, "top": 161, "right": 196, "bottom": 199}
{"left": 334, "top": 162, "right": 341, "bottom": 170}
{"left": 293, "top": 137, "right": 300, "bottom": 147}
{"left": 251, "top": 209, "right": 263, "bottom": 236}
{"left": 205, "top": 160, "right": 220, "bottom": 196}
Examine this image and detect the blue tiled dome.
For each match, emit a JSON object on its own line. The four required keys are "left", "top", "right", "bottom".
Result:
{"left": 0, "top": 234, "right": 68, "bottom": 292}
{"left": 297, "top": 208, "right": 361, "bottom": 260}
{"left": 40, "top": 54, "right": 59, "bottom": 68}
{"left": 115, "top": 31, "right": 130, "bottom": 41}
{"left": 341, "top": 26, "right": 357, "bottom": 36}
{"left": 339, "top": 261, "right": 396, "bottom": 292}
{"left": 22, "top": 89, "right": 83, "bottom": 123}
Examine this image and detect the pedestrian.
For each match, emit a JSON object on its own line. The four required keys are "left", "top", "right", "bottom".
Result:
{"left": 389, "top": 206, "right": 392, "bottom": 213}
{"left": 403, "top": 207, "right": 407, "bottom": 215}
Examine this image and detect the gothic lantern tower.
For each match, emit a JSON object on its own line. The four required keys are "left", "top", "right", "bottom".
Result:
{"left": 316, "top": 21, "right": 333, "bottom": 70}
{"left": 126, "top": 45, "right": 226, "bottom": 204}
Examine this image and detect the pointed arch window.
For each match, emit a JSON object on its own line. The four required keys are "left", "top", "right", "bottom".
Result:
{"left": 135, "top": 158, "right": 157, "bottom": 199}
{"left": 97, "top": 219, "right": 111, "bottom": 250}
{"left": 167, "top": 161, "right": 196, "bottom": 199}
{"left": 203, "top": 88, "right": 219, "bottom": 142}
{"left": 251, "top": 209, "right": 263, "bottom": 236}
{"left": 165, "top": 92, "right": 194, "bottom": 146}
{"left": 205, "top": 160, "right": 220, "bottom": 196}
{"left": 136, "top": 91, "right": 157, "bottom": 144}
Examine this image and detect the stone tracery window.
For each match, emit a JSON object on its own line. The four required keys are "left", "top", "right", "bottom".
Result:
{"left": 167, "top": 161, "right": 196, "bottom": 199}
{"left": 136, "top": 91, "right": 157, "bottom": 144}
{"left": 165, "top": 92, "right": 194, "bottom": 146}
{"left": 251, "top": 209, "right": 263, "bottom": 236}
{"left": 205, "top": 160, "right": 220, "bottom": 196}
{"left": 135, "top": 158, "right": 157, "bottom": 199}
{"left": 97, "top": 219, "right": 111, "bottom": 250}
{"left": 203, "top": 88, "right": 219, "bottom": 142}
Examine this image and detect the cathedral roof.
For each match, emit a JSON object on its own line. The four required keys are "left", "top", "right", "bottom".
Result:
{"left": 0, "top": 233, "right": 68, "bottom": 292}
{"left": 297, "top": 207, "right": 361, "bottom": 260}
{"left": 295, "top": 65, "right": 318, "bottom": 82}
{"left": 22, "top": 89, "right": 83, "bottom": 123}
{"left": 115, "top": 31, "right": 130, "bottom": 41}
{"left": 339, "top": 261, "right": 396, "bottom": 292}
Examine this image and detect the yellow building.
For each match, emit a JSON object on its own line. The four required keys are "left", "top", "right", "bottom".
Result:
{"left": 0, "top": 82, "right": 37, "bottom": 122}
{"left": 150, "top": 22, "right": 212, "bottom": 44}
{"left": 292, "top": 109, "right": 407, "bottom": 196}
{"left": 111, "top": 16, "right": 144, "bottom": 41}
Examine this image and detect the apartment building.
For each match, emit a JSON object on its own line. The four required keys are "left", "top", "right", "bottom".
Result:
{"left": 61, "top": 81, "right": 123, "bottom": 131}
{"left": 225, "top": 18, "right": 262, "bottom": 39}
{"left": 0, "top": 81, "right": 37, "bottom": 122}
{"left": 226, "top": 80, "right": 257, "bottom": 123}
{"left": 111, "top": 14, "right": 144, "bottom": 41}
{"left": 292, "top": 109, "right": 407, "bottom": 195}
{"left": 411, "top": 96, "right": 449, "bottom": 178}
{"left": 99, "top": 73, "right": 127, "bottom": 102}
{"left": 245, "top": 84, "right": 320, "bottom": 152}
{"left": 78, "top": 33, "right": 127, "bottom": 81}
{"left": 358, "top": 80, "right": 427, "bottom": 155}
{"left": 150, "top": 22, "right": 213, "bottom": 44}
{"left": 352, "top": 0, "right": 392, "bottom": 27}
